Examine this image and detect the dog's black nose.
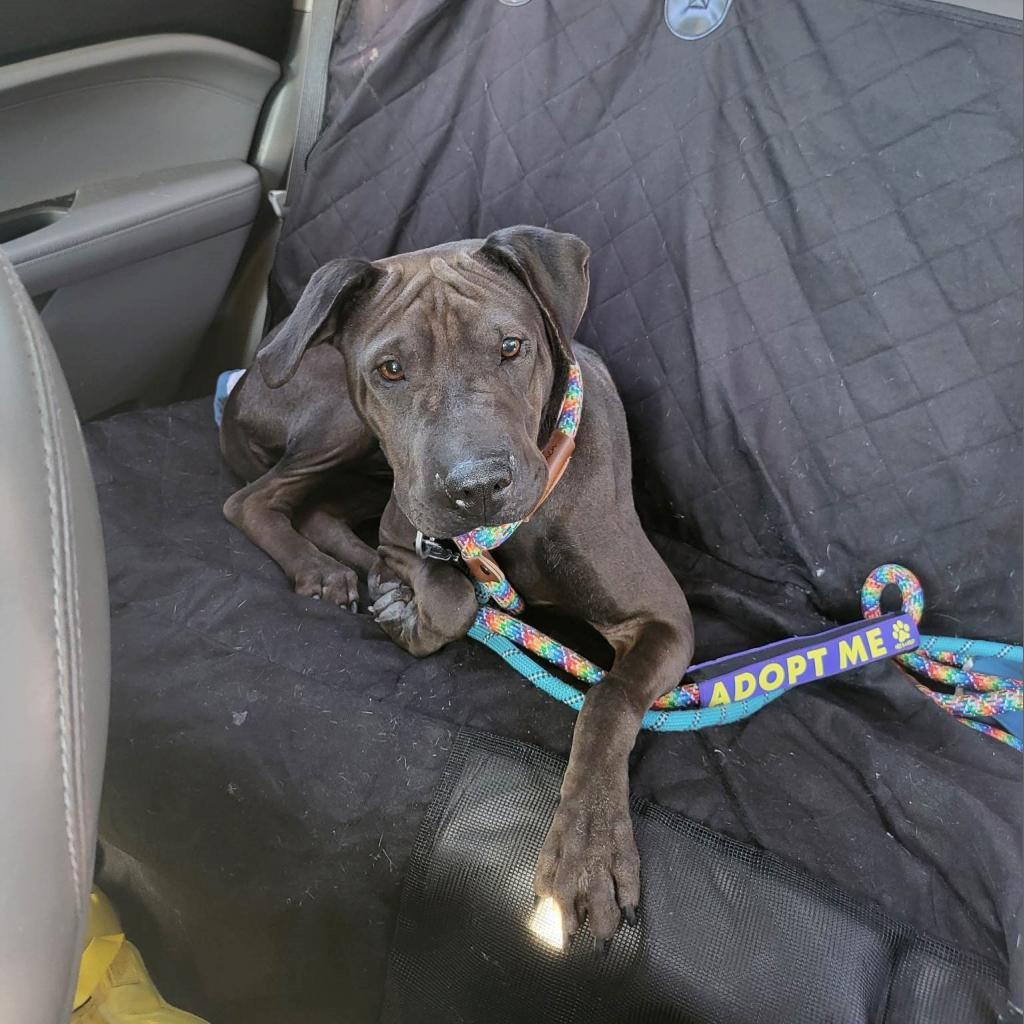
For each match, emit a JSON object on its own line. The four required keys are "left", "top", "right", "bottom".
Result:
{"left": 444, "top": 456, "right": 513, "bottom": 516}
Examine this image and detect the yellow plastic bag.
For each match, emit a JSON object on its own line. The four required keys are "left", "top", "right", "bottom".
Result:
{"left": 72, "top": 890, "right": 208, "bottom": 1024}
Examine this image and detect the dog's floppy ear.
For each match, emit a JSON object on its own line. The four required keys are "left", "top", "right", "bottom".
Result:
{"left": 477, "top": 226, "right": 590, "bottom": 370}
{"left": 257, "top": 258, "right": 380, "bottom": 388}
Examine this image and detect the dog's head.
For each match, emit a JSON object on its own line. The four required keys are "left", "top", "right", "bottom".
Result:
{"left": 258, "top": 226, "right": 590, "bottom": 538}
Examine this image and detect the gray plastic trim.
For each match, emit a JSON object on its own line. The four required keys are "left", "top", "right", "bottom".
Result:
{"left": 39, "top": 226, "right": 254, "bottom": 420}
{"left": 936, "top": 0, "right": 1022, "bottom": 16}
{"left": 5, "top": 162, "right": 261, "bottom": 295}
{"left": 0, "top": 35, "right": 278, "bottom": 213}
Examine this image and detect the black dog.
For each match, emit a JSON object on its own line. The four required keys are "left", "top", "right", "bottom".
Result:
{"left": 220, "top": 226, "right": 694, "bottom": 943}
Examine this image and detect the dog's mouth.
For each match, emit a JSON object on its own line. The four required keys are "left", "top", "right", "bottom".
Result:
{"left": 405, "top": 497, "right": 534, "bottom": 541}
{"left": 398, "top": 469, "right": 546, "bottom": 541}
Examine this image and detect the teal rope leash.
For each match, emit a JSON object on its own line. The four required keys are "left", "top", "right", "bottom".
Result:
{"left": 468, "top": 565, "right": 1023, "bottom": 746}
{"left": 467, "top": 614, "right": 780, "bottom": 732}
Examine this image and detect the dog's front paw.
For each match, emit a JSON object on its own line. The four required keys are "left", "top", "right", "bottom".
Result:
{"left": 535, "top": 795, "right": 640, "bottom": 948}
{"left": 369, "top": 579, "right": 417, "bottom": 643}
{"left": 368, "top": 560, "right": 400, "bottom": 604}
{"left": 294, "top": 560, "right": 359, "bottom": 611}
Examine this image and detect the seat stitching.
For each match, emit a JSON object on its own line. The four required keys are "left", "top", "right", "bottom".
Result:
{"left": 43, "top": 341, "right": 89, "bottom": 898}
{"left": 0, "top": 257, "right": 81, "bottom": 901}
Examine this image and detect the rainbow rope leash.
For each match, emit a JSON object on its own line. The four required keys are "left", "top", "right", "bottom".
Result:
{"left": 468, "top": 563, "right": 1022, "bottom": 746}
{"left": 451, "top": 361, "right": 583, "bottom": 615}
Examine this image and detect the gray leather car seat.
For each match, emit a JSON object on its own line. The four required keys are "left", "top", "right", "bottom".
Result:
{"left": 0, "top": 250, "right": 110, "bottom": 1021}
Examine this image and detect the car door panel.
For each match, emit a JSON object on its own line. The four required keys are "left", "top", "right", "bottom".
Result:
{"left": 0, "top": 35, "right": 277, "bottom": 210}
{"left": 5, "top": 162, "right": 261, "bottom": 294}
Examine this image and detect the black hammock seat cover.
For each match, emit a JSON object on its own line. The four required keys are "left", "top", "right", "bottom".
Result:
{"left": 84, "top": 0, "right": 1022, "bottom": 1021}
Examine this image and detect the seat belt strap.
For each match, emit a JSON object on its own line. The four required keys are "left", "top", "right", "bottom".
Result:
{"left": 276, "top": 0, "right": 349, "bottom": 219}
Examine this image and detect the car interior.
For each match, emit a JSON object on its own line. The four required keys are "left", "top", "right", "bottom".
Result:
{"left": 1, "top": 0, "right": 1021, "bottom": 1021}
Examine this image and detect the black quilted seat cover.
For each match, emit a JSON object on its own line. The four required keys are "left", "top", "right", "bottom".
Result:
{"left": 275, "top": 0, "right": 1023, "bottom": 642}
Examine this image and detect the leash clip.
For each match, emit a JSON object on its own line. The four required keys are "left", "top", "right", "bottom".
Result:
{"left": 415, "top": 531, "right": 459, "bottom": 563}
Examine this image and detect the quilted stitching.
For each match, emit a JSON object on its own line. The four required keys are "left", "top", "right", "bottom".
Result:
{"left": 273, "top": 0, "right": 1022, "bottom": 638}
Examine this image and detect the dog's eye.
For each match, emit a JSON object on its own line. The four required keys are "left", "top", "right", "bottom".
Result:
{"left": 500, "top": 337, "right": 522, "bottom": 360}
{"left": 378, "top": 359, "right": 405, "bottom": 381}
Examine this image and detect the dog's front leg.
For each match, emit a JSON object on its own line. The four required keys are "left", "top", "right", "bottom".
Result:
{"left": 535, "top": 615, "right": 694, "bottom": 947}
{"left": 223, "top": 454, "right": 360, "bottom": 608}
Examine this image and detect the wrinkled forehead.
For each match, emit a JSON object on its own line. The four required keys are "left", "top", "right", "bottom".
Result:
{"left": 351, "top": 245, "right": 537, "bottom": 334}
